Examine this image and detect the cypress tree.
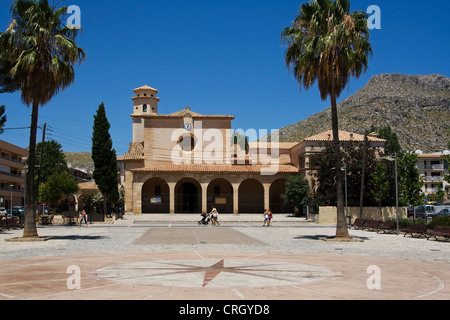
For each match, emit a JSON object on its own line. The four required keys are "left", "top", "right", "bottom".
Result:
{"left": 92, "top": 102, "right": 118, "bottom": 216}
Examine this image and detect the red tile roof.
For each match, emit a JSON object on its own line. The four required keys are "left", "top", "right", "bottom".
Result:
{"left": 130, "top": 164, "right": 299, "bottom": 174}
{"left": 304, "top": 130, "right": 386, "bottom": 142}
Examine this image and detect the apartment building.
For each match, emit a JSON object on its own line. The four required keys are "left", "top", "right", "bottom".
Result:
{"left": 0, "top": 140, "right": 28, "bottom": 211}
{"left": 416, "top": 152, "right": 450, "bottom": 203}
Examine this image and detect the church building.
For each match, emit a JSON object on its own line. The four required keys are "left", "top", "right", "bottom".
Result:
{"left": 122, "top": 85, "right": 300, "bottom": 214}
{"left": 122, "top": 85, "right": 385, "bottom": 215}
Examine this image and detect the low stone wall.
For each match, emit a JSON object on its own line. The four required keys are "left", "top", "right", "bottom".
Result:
{"left": 311, "top": 206, "right": 407, "bottom": 225}
{"left": 43, "top": 214, "right": 113, "bottom": 225}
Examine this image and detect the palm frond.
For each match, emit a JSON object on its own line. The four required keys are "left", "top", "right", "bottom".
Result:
{"left": 4, "top": 0, "right": 85, "bottom": 106}
{"left": 281, "top": 0, "right": 372, "bottom": 100}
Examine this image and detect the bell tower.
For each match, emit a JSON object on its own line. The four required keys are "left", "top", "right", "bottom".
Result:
{"left": 131, "top": 85, "right": 160, "bottom": 143}
{"left": 132, "top": 85, "right": 159, "bottom": 115}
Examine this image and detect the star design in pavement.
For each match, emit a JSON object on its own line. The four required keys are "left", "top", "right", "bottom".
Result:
{"left": 119, "top": 259, "right": 332, "bottom": 288}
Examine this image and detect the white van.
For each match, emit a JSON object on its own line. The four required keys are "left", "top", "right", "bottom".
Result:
{"left": 414, "top": 205, "right": 435, "bottom": 218}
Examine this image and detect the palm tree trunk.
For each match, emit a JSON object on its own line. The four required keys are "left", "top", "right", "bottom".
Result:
{"left": 23, "top": 100, "right": 39, "bottom": 238}
{"left": 330, "top": 92, "right": 350, "bottom": 238}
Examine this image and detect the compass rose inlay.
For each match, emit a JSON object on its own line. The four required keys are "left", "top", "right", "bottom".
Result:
{"left": 96, "top": 259, "right": 339, "bottom": 288}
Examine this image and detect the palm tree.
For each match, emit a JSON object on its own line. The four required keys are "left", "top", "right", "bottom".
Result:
{"left": 0, "top": 0, "right": 85, "bottom": 237}
{"left": 282, "top": 0, "right": 372, "bottom": 238}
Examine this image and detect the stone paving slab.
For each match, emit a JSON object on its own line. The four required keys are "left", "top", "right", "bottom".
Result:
{"left": 0, "top": 250, "right": 449, "bottom": 300}
{"left": 0, "top": 215, "right": 449, "bottom": 302}
{"left": 132, "top": 227, "right": 265, "bottom": 245}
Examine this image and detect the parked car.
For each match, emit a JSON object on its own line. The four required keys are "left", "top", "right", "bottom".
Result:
{"left": 436, "top": 208, "right": 450, "bottom": 217}
{"left": 12, "top": 206, "right": 24, "bottom": 217}
{"left": 0, "top": 207, "right": 6, "bottom": 215}
{"left": 414, "top": 205, "right": 435, "bottom": 218}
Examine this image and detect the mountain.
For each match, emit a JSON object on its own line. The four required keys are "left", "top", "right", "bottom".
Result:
{"left": 277, "top": 74, "right": 450, "bottom": 153}
{"left": 64, "top": 152, "right": 94, "bottom": 172}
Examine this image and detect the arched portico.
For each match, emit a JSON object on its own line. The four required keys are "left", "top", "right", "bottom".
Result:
{"left": 238, "top": 178, "right": 264, "bottom": 213}
{"left": 269, "top": 179, "right": 294, "bottom": 213}
{"left": 175, "top": 178, "right": 201, "bottom": 213}
{"left": 207, "top": 178, "right": 233, "bottom": 213}
{"left": 141, "top": 178, "right": 170, "bottom": 213}
{"left": 129, "top": 169, "right": 297, "bottom": 215}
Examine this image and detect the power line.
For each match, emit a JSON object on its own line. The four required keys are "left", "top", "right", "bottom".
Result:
{"left": 46, "top": 124, "right": 129, "bottom": 154}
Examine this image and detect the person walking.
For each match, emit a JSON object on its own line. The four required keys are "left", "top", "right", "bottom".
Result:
{"left": 262, "top": 209, "right": 269, "bottom": 226}
{"left": 267, "top": 210, "right": 273, "bottom": 226}
{"left": 79, "top": 209, "right": 88, "bottom": 228}
{"left": 210, "top": 208, "right": 220, "bottom": 226}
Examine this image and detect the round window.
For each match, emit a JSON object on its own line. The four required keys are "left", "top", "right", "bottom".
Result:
{"left": 178, "top": 134, "right": 196, "bottom": 152}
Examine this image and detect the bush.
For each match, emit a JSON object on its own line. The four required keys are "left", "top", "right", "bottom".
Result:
{"left": 387, "top": 217, "right": 426, "bottom": 229}
{"left": 428, "top": 216, "right": 450, "bottom": 230}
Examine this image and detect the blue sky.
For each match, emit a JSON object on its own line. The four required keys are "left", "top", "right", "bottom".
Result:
{"left": 1, "top": 0, "right": 449, "bottom": 154}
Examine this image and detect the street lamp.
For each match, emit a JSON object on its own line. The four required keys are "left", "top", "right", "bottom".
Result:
{"left": 332, "top": 164, "right": 348, "bottom": 222}
{"left": 10, "top": 184, "right": 14, "bottom": 217}
{"left": 379, "top": 153, "right": 399, "bottom": 234}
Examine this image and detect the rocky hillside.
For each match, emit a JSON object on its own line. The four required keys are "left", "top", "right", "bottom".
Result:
{"left": 277, "top": 73, "right": 450, "bottom": 153}
{"left": 64, "top": 152, "right": 94, "bottom": 173}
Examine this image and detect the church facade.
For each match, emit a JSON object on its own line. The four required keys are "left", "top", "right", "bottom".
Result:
{"left": 122, "top": 85, "right": 385, "bottom": 215}
{"left": 122, "top": 85, "right": 300, "bottom": 214}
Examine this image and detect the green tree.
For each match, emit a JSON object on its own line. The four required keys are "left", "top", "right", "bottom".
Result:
{"left": 370, "top": 161, "right": 390, "bottom": 214}
{"left": 282, "top": 0, "right": 372, "bottom": 238}
{"left": 281, "top": 174, "right": 309, "bottom": 215}
{"left": 77, "top": 191, "right": 96, "bottom": 215}
{"left": 0, "top": 19, "right": 20, "bottom": 94}
{"left": 92, "top": 102, "right": 118, "bottom": 216}
{"left": 369, "top": 124, "right": 402, "bottom": 156}
{"left": 443, "top": 137, "right": 450, "bottom": 186}
{"left": 35, "top": 139, "right": 69, "bottom": 184}
{"left": 39, "top": 172, "right": 79, "bottom": 211}
{"left": 398, "top": 151, "right": 424, "bottom": 207}
{"left": 310, "top": 142, "right": 379, "bottom": 207}
{"left": 0, "top": 0, "right": 85, "bottom": 237}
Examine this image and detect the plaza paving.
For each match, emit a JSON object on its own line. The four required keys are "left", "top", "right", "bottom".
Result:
{"left": 0, "top": 213, "right": 449, "bottom": 301}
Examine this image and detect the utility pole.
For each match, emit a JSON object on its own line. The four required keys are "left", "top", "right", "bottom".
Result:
{"left": 359, "top": 130, "right": 368, "bottom": 218}
{"left": 35, "top": 123, "right": 46, "bottom": 210}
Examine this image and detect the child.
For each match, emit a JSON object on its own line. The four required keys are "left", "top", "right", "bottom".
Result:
{"left": 268, "top": 210, "right": 273, "bottom": 226}
{"left": 262, "top": 209, "right": 269, "bottom": 226}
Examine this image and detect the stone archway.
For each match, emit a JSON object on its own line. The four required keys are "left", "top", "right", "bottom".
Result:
{"left": 270, "top": 179, "right": 294, "bottom": 213}
{"left": 175, "top": 178, "right": 201, "bottom": 213}
{"left": 238, "top": 178, "right": 264, "bottom": 213}
{"left": 207, "top": 178, "right": 233, "bottom": 213}
{"left": 141, "top": 178, "right": 170, "bottom": 213}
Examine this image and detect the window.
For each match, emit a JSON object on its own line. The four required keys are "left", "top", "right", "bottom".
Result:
{"left": 178, "top": 134, "right": 196, "bottom": 152}
{"left": 143, "top": 104, "right": 147, "bottom": 112}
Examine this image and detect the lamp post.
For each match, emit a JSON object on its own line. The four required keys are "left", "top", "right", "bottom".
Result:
{"left": 380, "top": 153, "right": 399, "bottom": 234}
{"left": 10, "top": 184, "right": 14, "bottom": 217}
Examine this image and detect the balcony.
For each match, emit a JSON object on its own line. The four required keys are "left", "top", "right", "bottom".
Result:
{"left": 424, "top": 164, "right": 444, "bottom": 170}
{"left": 424, "top": 176, "right": 443, "bottom": 182}
{"left": 0, "top": 170, "right": 25, "bottom": 184}
{"left": 425, "top": 188, "right": 440, "bottom": 194}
